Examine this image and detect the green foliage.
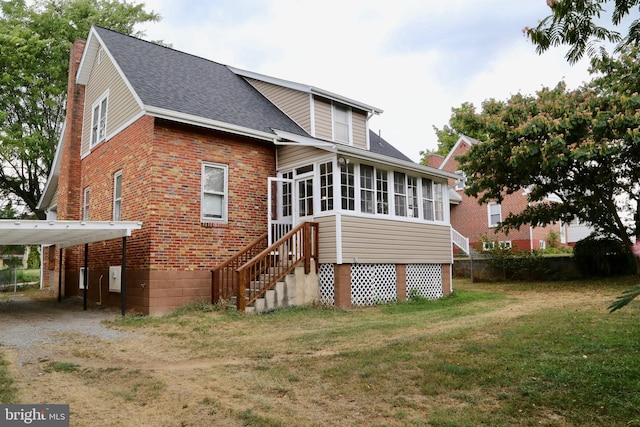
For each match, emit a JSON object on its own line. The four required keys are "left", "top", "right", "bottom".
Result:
{"left": 455, "top": 46, "right": 640, "bottom": 262}
{"left": 0, "top": 354, "right": 17, "bottom": 403}
{"left": 482, "top": 238, "right": 547, "bottom": 281}
{"left": 574, "top": 236, "right": 635, "bottom": 277}
{"left": 547, "top": 230, "right": 560, "bottom": 248}
{"left": 0, "top": 0, "right": 160, "bottom": 217}
{"left": 526, "top": 0, "right": 640, "bottom": 64}
{"left": 609, "top": 285, "right": 640, "bottom": 312}
{"left": 50, "top": 361, "right": 78, "bottom": 373}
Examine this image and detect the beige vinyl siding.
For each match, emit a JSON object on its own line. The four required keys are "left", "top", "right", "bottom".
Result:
{"left": 340, "top": 214, "right": 452, "bottom": 264}
{"left": 314, "top": 98, "right": 332, "bottom": 140}
{"left": 352, "top": 110, "right": 367, "bottom": 149}
{"left": 81, "top": 45, "right": 142, "bottom": 155}
{"left": 277, "top": 146, "right": 328, "bottom": 170}
{"left": 316, "top": 216, "right": 337, "bottom": 264}
{"left": 246, "top": 78, "right": 311, "bottom": 132}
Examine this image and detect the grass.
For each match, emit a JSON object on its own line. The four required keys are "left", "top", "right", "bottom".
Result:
{"left": 0, "top": 350, "right": 17, "bottom": 403}
{"left": 3, "top": 277, "right": 640, "bottom": 425}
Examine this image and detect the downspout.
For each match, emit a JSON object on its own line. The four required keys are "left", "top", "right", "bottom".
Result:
{"left": 529, "top": 226, "right": 534, "bottom": 251}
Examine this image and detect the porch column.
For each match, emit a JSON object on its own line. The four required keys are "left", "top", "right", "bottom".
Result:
{"left": 83, "top": 243, "right": 88, "bottom": 310}
{"left": 333, "top": 264, "right": 351, "bottom": 308}
{"left": 121, "top": 237, "right": 127, "bottom": 316}
{"left": 57, "top": 247, "right": 63, "bottom": 303}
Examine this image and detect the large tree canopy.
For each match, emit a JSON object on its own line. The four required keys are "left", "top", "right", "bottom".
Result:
{"left": 0, "top": 0, "right": 159, "bottom": 218}
{"left": 454, "top": 46, "right": 640, "bottom": 255}
{"left": 526, "top": 0, "right": 640, "bottom": 64}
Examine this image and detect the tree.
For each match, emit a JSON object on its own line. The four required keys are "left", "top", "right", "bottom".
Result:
{"left": 420, "top": 102, "right": 486, "bottom": 162}
{"left": 526, "top": 0, "right": 640, "bottom": 64}
{"left": 455, "top": 46, "right": 640, "bottom": 267}
{"left": 0, "top": 0, "right": 159, "bottom": 219}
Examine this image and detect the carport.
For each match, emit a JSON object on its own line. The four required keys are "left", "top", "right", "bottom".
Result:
{"left": 0, "top": 220, "right": 142, "bottom": 315}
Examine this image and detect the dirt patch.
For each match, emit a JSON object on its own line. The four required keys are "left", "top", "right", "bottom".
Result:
{"left": 0, "top": 282, "right": 626, "bottom": 426}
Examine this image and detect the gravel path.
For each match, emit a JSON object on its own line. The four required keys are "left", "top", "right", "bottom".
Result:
{"left": 0, "top": 295, "right": 130, "bottom": 365}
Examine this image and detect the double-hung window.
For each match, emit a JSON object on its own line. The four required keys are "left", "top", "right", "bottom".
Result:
{"left": 376, "top": 170, "right": 389, "bottom": 214}
{"left": 333, "top": 103, "right": 351, "bottom": 144}
{"left": 202, "top": 162, "right": 228, "bottom": 222}
{"left": 341, "top": 163, "right": 355, "bottom": 210}
{"left": 83, "top": 187, "right": 90, "bottom": 221}
{"left": 394, "top": 172, "right": 407, "bottom": 217}
{"left": 91, "top": 93, "right": 108, "bottom": 147}
{"left": 113, "top": 171, "right": 122, "bottom": 221}
{"left": 282, "top": 171, "right": 293, "bottom": 217}
{"left": 360, "top": 165, "right": 375, "bottom": 214}
{"left": 407, "top": 176, "right": 419, "bottom": 218}
{"left": 320, "top": 162, "right": 333, "bottom": 212}
{"left": 434, "top": 182, "right": 444, "bottom": 221}
{"left": 488, "top": 202, "right": 501, "bottom": 227}
{"left": 422, "top": 179, "right": 434, "bottom": 221}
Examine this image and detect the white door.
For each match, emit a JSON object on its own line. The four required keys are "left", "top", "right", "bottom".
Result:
{"left": 295, "top": 174, "right": 314, "bottom": 225}
{"left": 268, "top": 176, "right": 293, "bottom": 245}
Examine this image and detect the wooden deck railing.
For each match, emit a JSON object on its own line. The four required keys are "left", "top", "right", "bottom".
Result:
{"left": 211, "top": 233, "right": 268, "bottom": 304}
{"left": 212, "top": 222, "right": 318, "bottom": 312}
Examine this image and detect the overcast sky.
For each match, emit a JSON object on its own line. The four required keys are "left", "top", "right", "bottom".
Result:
{"left": 136, "top": 0, "right": 593, "bottom": 162}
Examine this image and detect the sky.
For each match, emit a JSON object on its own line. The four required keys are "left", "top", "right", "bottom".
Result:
{"left": 135, "top": 0, "right": 594, "bottom": 162}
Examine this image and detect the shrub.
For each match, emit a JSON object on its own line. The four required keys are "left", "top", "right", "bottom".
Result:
{"left": 573, "top": 236, "right": 635, "bottom": 277}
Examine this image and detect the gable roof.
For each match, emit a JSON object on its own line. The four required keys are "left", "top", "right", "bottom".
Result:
{"left": 439, "top": 134, "right": 481, "bottom": 170}
{"left": 83, "top": 26, "right": 307, "bottom": 138}
{"left": 368, "top": 130, "right": 413, "bottom": 163}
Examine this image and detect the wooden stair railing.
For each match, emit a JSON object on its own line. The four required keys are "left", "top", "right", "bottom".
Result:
{"left": 211, "top": 233, "right": 268, "bottom": 304}
{"left": 235, "top": 222, "right": 318, "bottom": 312}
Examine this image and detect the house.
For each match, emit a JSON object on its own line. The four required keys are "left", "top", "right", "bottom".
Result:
{"left": 431, "top": 135, "right": 562, "bottom": 253}
{"left": 37, "top": 26, "right": 460, "bottom": 315}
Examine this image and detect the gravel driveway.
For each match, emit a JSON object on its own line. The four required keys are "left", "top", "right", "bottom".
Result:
{"left": 0, "top": 294, "right": 129, "bottom": 365}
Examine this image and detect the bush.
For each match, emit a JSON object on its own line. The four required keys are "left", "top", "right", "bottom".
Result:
{"left": 573, "top": 237, "right": 635, "bottom": 277}
{"left": 482, "top": 240, "right": 547, "bottom": 281}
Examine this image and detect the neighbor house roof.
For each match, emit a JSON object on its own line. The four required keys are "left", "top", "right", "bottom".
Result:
{"left": 368, "top": 130, "right": 413, "bottom": 163}
{"left": 83, "top": 26, "right": 308, "bottom": 138}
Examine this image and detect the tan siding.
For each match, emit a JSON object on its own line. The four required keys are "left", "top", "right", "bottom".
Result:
{"left": 277, "top": 146, "right": 328, "bottom": 169}
{"left": 314, "top": 98, "right": 332, "bottom": 140}
{"left": 352, "top": 110, "right": 367, "bottom": 149}
{"left": 317, "top": 216, "right": 337, "bottom": 264}
{"left": 340, "top": 215, "right": 452, "bottom": 264}
{"left": 246, "top": 78, "right": 311, "bottom": 132}
{"left": 81, "top": 46, "right": 142, "bottom": 155}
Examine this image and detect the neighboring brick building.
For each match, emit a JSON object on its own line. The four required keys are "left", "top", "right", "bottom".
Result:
{"left": 38, "top": 26, "right": 460, "bottom": 315}
{"left": 431, "top": 135, "right": 561, "bottom": 253}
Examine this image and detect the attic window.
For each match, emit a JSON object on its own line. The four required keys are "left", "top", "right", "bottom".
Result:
{"left": 91, "top": 92, "right": 108, "bottom": 147}
{"left": 97, "top": 47, "right": 104, "bottom": 64}
{"left": 333, "top": 103, "right": 351, "bottom": 144}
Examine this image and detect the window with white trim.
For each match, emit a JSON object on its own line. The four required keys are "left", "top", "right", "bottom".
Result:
{"left": 422, "top": 179, "right": 434, "bottom": 221}
{"left": 376, "top": 170, "right": 388, "bottom": 214}
{"left": 282, "top": 171, "right": 293, "bottom": 217}
{"left": 360, "top": 164, "right": 375, "bottom": 214}
{"left": 482, "top": 241, "right": 495, "bottom": 251}
{"left": 539, "top": 240, "right": 546, "bottom": 250}
{"left": 455, "top": 170, "right": 466, "bottom": 190}
{"left": 434, "top": 182, "right": 444, "bottom": 221}
{"left": 320, "top": 162, "right": 333, "bottom": 212}
{"left": 341, "top": 162, "right": 355, "bottom": 210}
{"left": 201, "top": 163, "right": 228, "bottom": 222}
{"left": 333, "top": 103, "right": 351, "bottom": 143}
{"left": 407, "top": 176, "right": 419, "bottom": 218}
{"left": 83, "top": 187, "right": 90, "bottom": 221}
{"left": 113, "top": 171, "right": 122, "bottom": 221}
{"left": 394, "top": 172, "right": 407, "bottom": 217}
{"left": 488, "top": 202, "right": 501, "bottom": 227}
{"left": 499, "top": 241, "right": 512, "bottom": 249}
{"left": 91, "top": 93, "right": 108, "bottom": 147}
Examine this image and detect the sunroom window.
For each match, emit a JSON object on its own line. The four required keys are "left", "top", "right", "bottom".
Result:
{"left": 376, "top": 170, "right": 389, "bottom": 214}
{"left": 393, "top": 172, "right": 407, "bottom": 217}
{"left": 360, "top": 165, "right": 375, "bottom": 214}
{"left": 341, "top": 163, "right": 355, "bottom": 210}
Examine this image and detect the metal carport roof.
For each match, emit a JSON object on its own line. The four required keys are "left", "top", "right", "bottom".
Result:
{"left": 0, "top": 220, "right": 143, "bottom": 315}
{"left": 0, "top": 220, "right": 142, "bottom": 248}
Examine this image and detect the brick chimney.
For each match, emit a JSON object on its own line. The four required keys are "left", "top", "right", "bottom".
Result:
{"left": 56, "top": 39, "right": 86, "bottom": 221}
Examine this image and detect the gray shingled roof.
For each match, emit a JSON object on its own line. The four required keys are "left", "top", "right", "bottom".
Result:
{"left": 368, "top": 130, "right": 414, "bottom": 163}
{"left": 94, "top": 26, "right": 307, "bottom": 137}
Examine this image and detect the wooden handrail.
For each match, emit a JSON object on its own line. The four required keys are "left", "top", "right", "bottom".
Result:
{"left": 236, "top": 222, "right": 318, "bottom": 311}
{"left": 211, "top": 233, "right": 268, "bottom": 304}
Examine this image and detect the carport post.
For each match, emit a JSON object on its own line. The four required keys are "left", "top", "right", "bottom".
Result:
{"left": 121, "top": 237, "right": 127, "bottom": 316}
{"left": 83, "top": 243, "right": 88, "bottom": 311}
{"left": 58, "top": 247, "right": 62, "bottom": 303}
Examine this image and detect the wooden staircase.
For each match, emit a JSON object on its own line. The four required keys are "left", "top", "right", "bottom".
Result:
{"left": 212, "top": 222, "right": 319, "bottom": 312}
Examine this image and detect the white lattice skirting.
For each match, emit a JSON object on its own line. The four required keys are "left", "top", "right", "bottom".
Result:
{"left": 407, "top": 264, "right": 443, "bottom": 299}
{"left": 318, "top": 263, "right": 444, "bottom": 307}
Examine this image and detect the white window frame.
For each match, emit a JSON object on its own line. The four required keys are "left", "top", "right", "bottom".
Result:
{"left": 433, "top": 182, "right": 444, "bottom": 221}
{"left": 90, "top": 91, "right": 108, "bottom": 148}
{"left": 83, "top": 187, "right": 90, "bottom": 221}
{"left": 113, "top": 171, "right": 122, "bottom": 221}
{"left": 499, "top": 240, "right": 512, "bottom": 249}
{"left": 201, "top": 162, "right": 228, "bottom": 223}
{"left": 455, "top": 170, "right": 466, "bottom": 190}
{"left": 332, "top": 103, "right": 352, "bottom": 144}
{"left": 488, "top": 202, "right": 502, "bottom": 228}
{"left": 539, "top": 240, "right": 546, "bottom": 250}
{"left": 375, "top": 169, "right": 389, "bottom": 215}
{"left": 340, "top": 162, "right": 355, "bottom": 211}
{"left": 393, "top": 172, "right": 407, "bottom": 217}
{"left": 320, "top": 162, "right": 334, "bottom": 212}
{"left": 360, "top": 164, "right": 375, "bottom": 214}
{"left": 482, "top": 241, "right": 496, "bottom": 251}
